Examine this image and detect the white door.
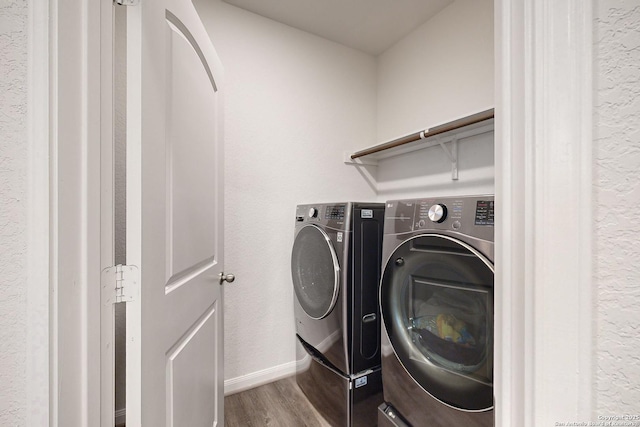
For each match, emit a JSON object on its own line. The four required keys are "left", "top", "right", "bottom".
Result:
{"left": 125, "top": 0, "right": 226, "bottom": 425}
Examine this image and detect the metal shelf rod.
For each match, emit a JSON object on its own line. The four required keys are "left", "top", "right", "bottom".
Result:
{"left": 350, "top": 108, "right": 494, "bottom": 160}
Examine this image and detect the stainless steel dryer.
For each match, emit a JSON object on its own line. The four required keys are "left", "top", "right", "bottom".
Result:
{"left": 378, "top": 196, "right": 494, "bottom": 427}
{"left": 292, "top": 202, "right": 384, "bottom": 427}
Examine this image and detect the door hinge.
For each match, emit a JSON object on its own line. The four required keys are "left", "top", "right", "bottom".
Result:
{"left": 102, "top": 264, "right": 140, "bottom": 304}
{"left": 114, "top": 0, "right": 139, "bottom": 6}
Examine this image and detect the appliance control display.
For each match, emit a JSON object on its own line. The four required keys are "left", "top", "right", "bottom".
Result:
{"left": 474, "top": 200, "right": 495, "bottom": 225}
{"left": 325, "top": 205, "right": 346, "bottom": 220}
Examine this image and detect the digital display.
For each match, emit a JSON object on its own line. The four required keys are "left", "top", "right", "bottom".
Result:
{"left": 325, "top": 205, "right": 346, "bottom": 220}
{"left": 474, "top": 200, "right": 494, "bottom": 225}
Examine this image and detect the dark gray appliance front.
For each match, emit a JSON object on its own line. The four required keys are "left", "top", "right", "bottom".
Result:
{"left": 379, "top": 196, "right": 495, "bottom": 427}
{"left": 291, "top": 202, "right": 384, "bottom": 376}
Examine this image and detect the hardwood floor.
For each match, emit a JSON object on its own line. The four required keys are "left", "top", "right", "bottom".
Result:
{"left": 225, "top": 376, "right": 332, "bottom": 427}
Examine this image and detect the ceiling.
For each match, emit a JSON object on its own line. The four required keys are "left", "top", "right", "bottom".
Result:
{"left": 220, "top": 0, "right": 454, "bottom": 55}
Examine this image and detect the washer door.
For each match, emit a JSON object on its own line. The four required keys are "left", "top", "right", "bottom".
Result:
{"left": 291, "top": 224, "right": 340, "bottom": 320}
{"left": 381, "top": 234, "right": 494, "bottom": 411}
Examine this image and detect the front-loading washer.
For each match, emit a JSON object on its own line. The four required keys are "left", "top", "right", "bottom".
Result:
{"left": 292, "top": 202, "right": 384, "bottom": 426}
{"left": 378, "top": 195, "right": 494, "bottom": 427}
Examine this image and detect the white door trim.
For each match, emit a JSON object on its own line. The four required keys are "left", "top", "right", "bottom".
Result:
{"left": 100, "top": 1, "right": 116, "bottom": 426}
{"left": 125, "top": 4, "right": 143, "bottom": 425}
{"left": 495, "top": 0, "right": 593, "bottom": 425}
{"left": 49, "top": 0, "right": 104, "bottom": 425}
{"left": 26, "top": 0, "right": 51, "bottom": 424}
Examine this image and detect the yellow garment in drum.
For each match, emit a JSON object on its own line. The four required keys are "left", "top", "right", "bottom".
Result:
{"left": 435, "top": 314, "right": 475, "bottom": 346}
{"left": 436, "top": 314, "right": 460, "bottom": 342}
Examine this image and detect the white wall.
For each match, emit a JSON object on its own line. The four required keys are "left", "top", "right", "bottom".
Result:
{"left": 376, "top": 0, "right": 494, "bottom": 143}
{"left": 0, "top": 0, "right": 29, "bottom": 424}
{"left": 193, "top": 0, "right": 378, "bottom": 388}
{"left": 594, "top": 0, "right": 640, "bottom": 413}
{"left": 374, "top": 0, "right": 494, "bottom": 201}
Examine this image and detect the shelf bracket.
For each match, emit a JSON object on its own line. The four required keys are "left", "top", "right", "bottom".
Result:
{"left": 429, "top": 135, "right": 458, "bottom": 180}
{"left": 342, "top": 151, "right": 378, "bottom": 193}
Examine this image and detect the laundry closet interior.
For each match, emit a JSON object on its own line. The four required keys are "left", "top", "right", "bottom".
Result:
{"left": 112, "top": 0, "right": 494, "bottom": 424}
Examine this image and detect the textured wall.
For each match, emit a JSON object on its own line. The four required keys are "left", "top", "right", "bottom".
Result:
{"left": 594, "top": 0, "right": 640, "bottom": 414}
{"left": 194, "top": 0, "right": 378, "bottom": 384}
{"left": 0, "top": 0, "right": 28, "bottom": 424}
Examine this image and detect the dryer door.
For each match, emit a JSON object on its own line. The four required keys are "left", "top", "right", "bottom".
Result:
{"left": 291, "top": 224, "right": 340, "bottom": 320}
{"left": 380, "top": 234, "right": 494, "bottom": 411}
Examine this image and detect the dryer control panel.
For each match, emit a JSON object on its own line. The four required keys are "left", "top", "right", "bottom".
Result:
{"left": 385, "top": 195, "right": 494, "bottom": 243}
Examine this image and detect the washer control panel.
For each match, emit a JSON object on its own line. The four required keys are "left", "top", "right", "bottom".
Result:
{"left": 324, "top": 205, "right": 346, "bottom": 220}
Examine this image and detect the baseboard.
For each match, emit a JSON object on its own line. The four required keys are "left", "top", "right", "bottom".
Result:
{"left": 110, "top": 362, "right": 298, "bottom": 415}
{"left": 224, "top": 360, "right": 298, "bottom": 396}
{"left": 115, "top": 408, "right": 126, "bottom": 426}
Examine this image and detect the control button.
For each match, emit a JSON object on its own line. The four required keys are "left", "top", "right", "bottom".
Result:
{"left": 452, "top": 220, "right": 461, "bottom": 230}
{"left": 418, "top": 219, "right": 426, "bottom": 228}
{"left": 428, "top": 204, "right": 448, "bottom": 223}
{"left": 308, "top": 208, "right": 318, "bottom": 218}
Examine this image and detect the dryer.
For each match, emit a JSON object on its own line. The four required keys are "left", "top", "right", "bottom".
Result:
{"left": 378, "top": 196, "right": 494, "bottom": 427}
{"left": 292, "top": 202, "right": 384, "bottom": 426}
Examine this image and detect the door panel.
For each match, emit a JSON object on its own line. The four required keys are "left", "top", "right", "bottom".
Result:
{"left": 166, "top": 302, "right": 220, "bottom": 427}
{"left": 166, "top": 13, "right": 219, "bottom": 282}
{"left": 125, "top": 0, "right": 225, "bottom": 426}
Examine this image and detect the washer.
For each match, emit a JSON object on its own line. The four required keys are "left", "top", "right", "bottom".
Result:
{"left": 292, "top": 202, "right": 384, "bottom": 426}
{"left": 378, "top": 196, "right": 494, "bottom": 427}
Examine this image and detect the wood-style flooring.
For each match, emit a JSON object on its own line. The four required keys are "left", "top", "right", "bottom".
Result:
{"left": 225, "top": 376, "right": 332, "bottom": 427}
{"left": 114, "top": 376, "right": 330, "bottom": 427}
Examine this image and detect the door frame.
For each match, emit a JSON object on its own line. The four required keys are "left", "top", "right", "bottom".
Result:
{"left": 495, "top": 0, "right": 593, "bottom": 425}
{"left": 37, "top": 0, "right": 594, "bottom": 424}
{"left": 45, "top": 0, "right": 109, "bottom": 425}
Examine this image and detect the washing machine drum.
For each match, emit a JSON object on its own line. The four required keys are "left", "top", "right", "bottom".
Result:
{"left": 381, "top": 234, "right": 494, "bottom": 411}
{"left": 291, "top": 225, "right": 340, "bottom": 320}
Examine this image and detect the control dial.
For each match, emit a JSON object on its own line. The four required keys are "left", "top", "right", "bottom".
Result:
{"left": 308, "top": 207, "right": 318, "bottom": 218}
{"left": 428, "top": 204, "right": 447, "bottom": 223}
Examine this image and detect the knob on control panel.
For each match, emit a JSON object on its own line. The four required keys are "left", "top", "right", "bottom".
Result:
{"left": 308, "top": 207, "right": 318, "bottom": 218}
{"left": 428, "top": 204, "right": 447, "bottom": 223}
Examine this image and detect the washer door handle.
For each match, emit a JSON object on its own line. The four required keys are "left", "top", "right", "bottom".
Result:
{"left": 362, "top": 313, "right": 377, "bottom": 323}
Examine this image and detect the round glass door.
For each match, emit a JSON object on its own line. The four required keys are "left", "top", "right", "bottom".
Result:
{"left": 381, "top": 234, "right": 494, "bottom": 411}
{"left": 291, "top": 225, "right": 340, "bottom": 319}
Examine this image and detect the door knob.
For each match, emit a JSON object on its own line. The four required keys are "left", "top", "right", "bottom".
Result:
{"left": 219, "top": 273, "right": 235, "bottom": 285}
